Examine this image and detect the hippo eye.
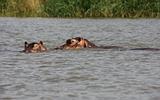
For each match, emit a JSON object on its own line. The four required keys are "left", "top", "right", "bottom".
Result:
{"left": 34, "top": 44, "right": 39, "bottom": 48}
{"left": 71, "top": 40, "right": 75, "bottom": 43}
{"left": 71, "top": 39, "right": 77, "bottom": 43}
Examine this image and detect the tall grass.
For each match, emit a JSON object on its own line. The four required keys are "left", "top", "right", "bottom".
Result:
{"left": 43, "top": 0, "right": 160, "bottom": 18}
{"left": 0, "top": 0, "right": 45, "bottom": 17}
{"left": 0, "top": 0, "right": 160, "bottom": 18}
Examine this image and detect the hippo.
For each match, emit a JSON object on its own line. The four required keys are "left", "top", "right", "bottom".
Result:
{"left": 54, "top": 37, "right": 123, "bottom": 50}
{"left": 54, "top": 37, "right": 160, "bottom": 51}
{"left": 23, "top": 41, "right": 47, "bottom": 53}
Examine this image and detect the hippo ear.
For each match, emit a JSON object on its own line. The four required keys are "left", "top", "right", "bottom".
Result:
{"left": 78, "top": 37, "right": 82, "bottom": 41}
{"left": 25, "top": 41, "right": 28, "bottom": 44}
{"left": 24, "top": 41, "right": 28, "bottom": 47}
{"left": 39, "top": 41, "right": 43, "bottom": 45}
{"left": 66, "top": 39, "right": 72, "bottom": 45}
{"left": 75, "top": 37, "right": 81, "bottom": 41}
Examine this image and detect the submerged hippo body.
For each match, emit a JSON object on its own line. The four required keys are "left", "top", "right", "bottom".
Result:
{"left": 70, "top": 37, "right": 160, "bottom": 51}
{"left": 130, "top": 48, "right": 160, "bottom": 51}
{"left": 23, "top": 41, "right": 47, "bottom": 53}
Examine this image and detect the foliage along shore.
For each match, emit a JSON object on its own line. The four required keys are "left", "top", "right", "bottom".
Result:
{"left": 0, "top": 0, "right": 160, "bottom": 18}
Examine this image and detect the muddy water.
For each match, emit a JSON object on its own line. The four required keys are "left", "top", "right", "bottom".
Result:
{"left": 0, "top": 18, "right": 160, "bottom": 100}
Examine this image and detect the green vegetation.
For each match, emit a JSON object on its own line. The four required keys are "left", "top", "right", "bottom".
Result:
{"left": 0, "top": 0, "right": 160, "bottom": 18}
{"left": 0, "top": 0, "right": 46, "bottom": 17}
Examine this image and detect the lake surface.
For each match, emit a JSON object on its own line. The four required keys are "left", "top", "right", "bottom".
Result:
{"left": 0, "top": 18, "right": 160, "bottom": 100}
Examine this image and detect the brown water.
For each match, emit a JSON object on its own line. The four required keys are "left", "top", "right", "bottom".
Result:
{"left": 0, "top": 18, "right": 160, "bottom": 100}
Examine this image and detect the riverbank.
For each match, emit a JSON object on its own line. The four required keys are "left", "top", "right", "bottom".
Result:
{"left": 0, "top": 0, "right": 160, "bottom": 18}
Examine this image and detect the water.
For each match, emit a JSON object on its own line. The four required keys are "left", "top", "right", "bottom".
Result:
{"left": 0, "top": 18, "right": 160, "bottom": 100}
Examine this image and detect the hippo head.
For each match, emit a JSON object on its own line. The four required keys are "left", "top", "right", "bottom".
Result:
{"left": 24, "top": 41, "right": 47, "bottom": 53}
{"left": 66, "top": 38, "right": 79, "bottom": 46}
{"left": 72, "top": 37, "right": 87, "bottom": 48}
{"left": 62, "top": 38, "right": 81, "bottom": 49}
{"left": 72, "top": 37, "right": 97, "bottom": 48}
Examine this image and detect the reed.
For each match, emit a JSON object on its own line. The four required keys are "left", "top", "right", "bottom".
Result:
{"left": 0, "top": 0, "right": 160, "bottom": 18}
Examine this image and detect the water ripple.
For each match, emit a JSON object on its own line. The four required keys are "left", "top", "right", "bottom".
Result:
{"left": 0, "top": 18, "right": 160, "bottom": 100}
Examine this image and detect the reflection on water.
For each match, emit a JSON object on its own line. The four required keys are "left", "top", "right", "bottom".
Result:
{"left": 0, "top": 18, "right": 160, "bottom": 100}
